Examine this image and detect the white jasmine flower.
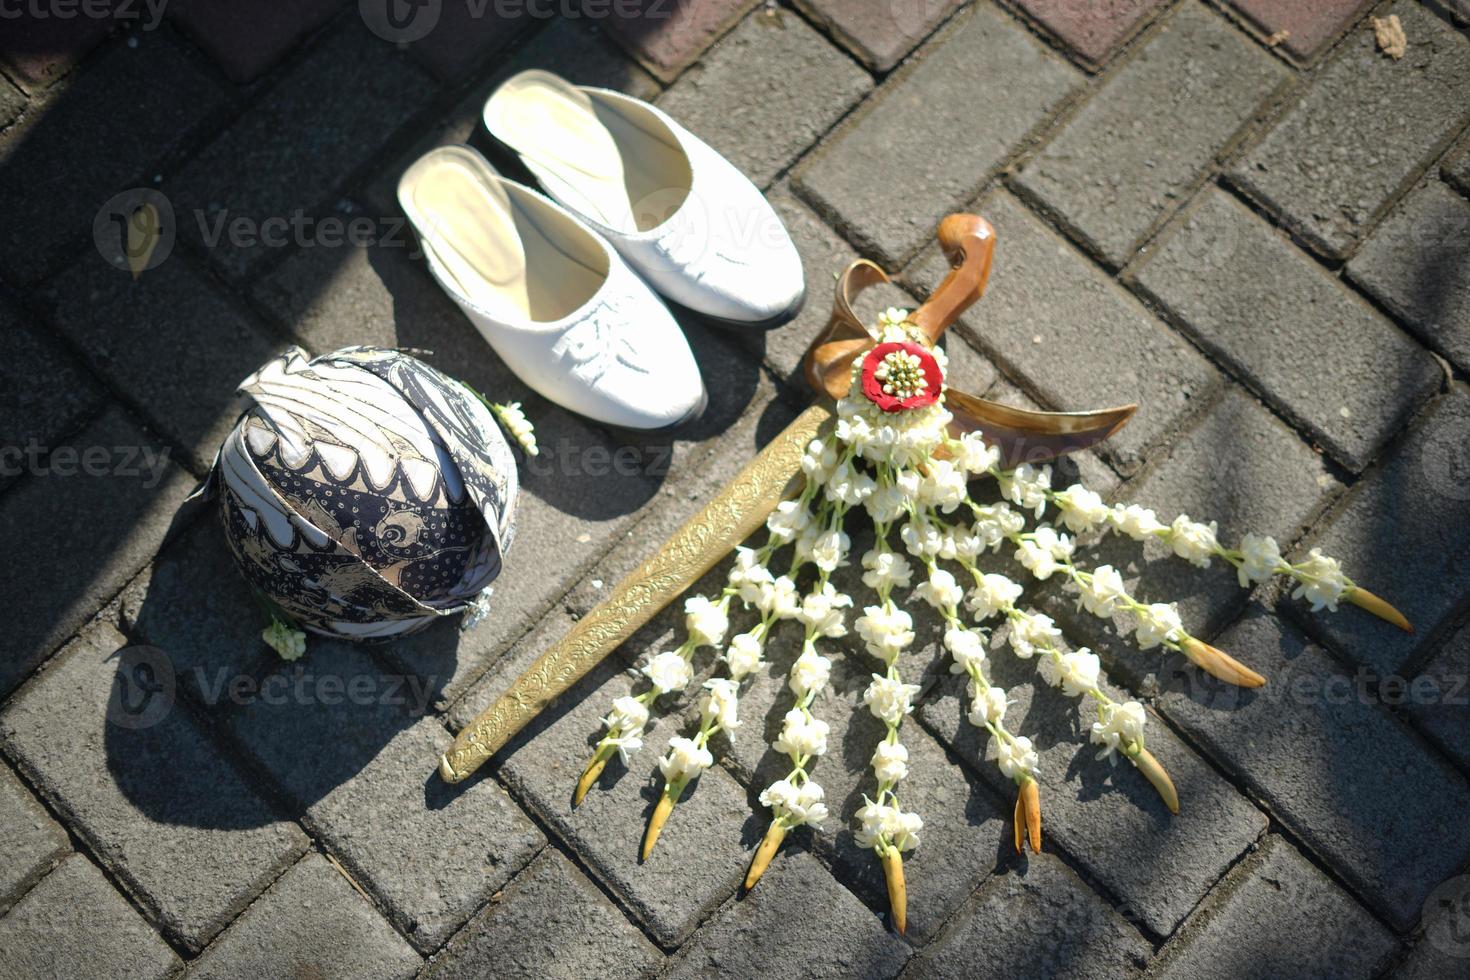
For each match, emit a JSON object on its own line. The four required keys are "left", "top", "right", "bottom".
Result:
{"left": 800, "top": 582, "right": 853, "bottom": 638}
{"left": 855, "top": 605, "right": 916, "bottom": 663}
{"left": 765, "top": 499, "right": 809, "bottom": 543}
{"left": 1238, "top": 533, "right": 1283, "bottom": 588}
{"left": 987, "top": 734, "right": 1039, "bottom": 780}
{"left": 1037, "top": 649, "right": 1101, "bottom": 697}
{"left": 919, "top": 459, "right": 967, "bottom": 513}
{"left": 658, "top": 736, "right": 713, "bottom": 783}
{"left": 1112, "top": 503, "right": 1165, "bottom": 541}
{"left": 946, "top": 526, "right": 984, "bottom": 561}
{"left": 723, "top": 631, "right": 764, "bottom": 680}
{"left": 760, "top": 778, "right": 828, "bottom": 827}
{"left": 1090, "top": 700, "right": 1146, "bottom": 760}
{"left": 602, "top": 695, "right": 649, "bottom": 736}
{"left": 701, "top": 678, "right": 741, "bottom": 732}
{"left": 861, "top": 549, "right": 913, "bottom": 591}
{"left": 871, "top": 741, "right": 910, "bottom": 784}
{"left": 864, "top": 481, "right": 908, "bottom": 523}
{"left": 998, "top": 463, "right": 1051, "bottom": 518}
{"left": 972, "top": 502, "right": 1025, "bottom": 550}
{"left": 732, "top": 556, "right": 774, "bottom": 607}
{"left": 773, "top": 709, "right": 830, "bottom": 758}
{"left": 757, "top": 575, "right": 802, "bottom": 620}
{"left": 1054, "top": 483, "right": 1109, "bottom": 533}
{"left": 900, "top": 520, "right": 945, "bottom": 558}
{"left": 826, "top": 461, "right": 877, "bottom": 506}
{"left": 262, "top": 620, "right": 306, "bottom": 661}
{"left": 862, "top": 674, "right": 921, "bottom": 725}
{"left": 643, "top": 650, "right": 692, "bottom": 694}
{"left": 1078, "top": 565, "right": 1128, "bottom": 618}
{"left": 855, "top": 800, "right": 923, "bottom": 851}
{"left": 604, "top": 732, "right": 644, "bottom": 764}
{"left": 968, "top": 685, "right": 1008, "bottom": 726}
{"left": 1169, "top": 515, "right": 1219, "bottom": 568}
{"left": 1016, "top": 526, "right": 1074, "bottom": 580}
{"left": 490, "top": 401, "right": 538, "bottom": 455}
{"left": 1009, "top": 612, "right": 1062, "bottom": 659}
{"left": 835, "top": 412, "right": 872, "bottom": 450}
{"left": 811, "top": 528, "right": 851, "bottom": 573}
{"left": 953, "top": 431, "right": 1000, "bottom": 475}
{"left": 683, "top": 595, "right": 729, "bottom": 648}
{"left": 788, "top": 650, "right": 832, "bottom": 697}
{"left": 1133, "top": 602, "right": 1183, "bottom": 650}
{"left": 1291, "top": 547, "right": 1351, "bottom": 611}
{"left": 966, "top": 573, "right": 1023, "bottom": 621}
{"left": 800, "top": 438, "right": 838, "bottom": 483}
{"left": 944, "top": 627, "right": 987, "bottom": 675}
{"left": 914, "top": 567, "right": 964, "bottom": 610}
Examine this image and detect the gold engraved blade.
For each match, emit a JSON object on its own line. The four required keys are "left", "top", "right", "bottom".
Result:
{"left": 438, "top": 402, "right": 834, "bottom": 783}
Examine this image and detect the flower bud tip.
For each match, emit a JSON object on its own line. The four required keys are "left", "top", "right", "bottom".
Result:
{"left": 1346, "top": 588, "right": 1413, "bottom": 634}
{"left": 573, "top": 751, "right": 611, "bottom": 807}
{"left": 1131, "top": 747, "right": 1180, "bottom": 814}
{"left": 744, "top": 821, "right": 787, "bottom": 891}
{"left": 1182, "top": 637, "right": 1265, "bottom": 689}
{"left": 880, "top": 848, "right": 907, "bottom": 935}
{"left": 641, "top": 786, "right": 679, "bottom": 861}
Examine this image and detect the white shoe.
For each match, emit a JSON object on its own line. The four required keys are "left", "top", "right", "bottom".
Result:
{"left": 483, "top": 70, "right": 805, "bottom": 328}
{"left": 398, "top": 145, "right": 706, "bottom": 432}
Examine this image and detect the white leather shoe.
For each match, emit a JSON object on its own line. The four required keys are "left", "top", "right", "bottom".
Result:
{"left": 483, "top": 70, "right": 805, "bottom": 328}
{"left": 398, "top": 145, "right": 706, "bottom": 431}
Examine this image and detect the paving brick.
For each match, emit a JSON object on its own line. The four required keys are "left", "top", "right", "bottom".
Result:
{"left": 0, "top": 306, "right": 104, "bottom": 488}
{"left": 603, "top": 0, "right": 757, "bottom": 82}
{"left": 0, "top": 623, "right": 309, "bottom": 951}
{"left": 189, "top": 852, "right": 423, "bottom": 980}
{"left": 908, "top": 190, "right": 1221, "bottom": 474}
{"left": 169, "top": 0, "right": 344, "bottom": 82}
{"left": 797, "top": 4, "right": 1080, "bottom": 267}
{"left": 1228, "top": 2, "right": 1470, "bottom": 259}
{"left": 361, "top": 16, "right": 660, "bottom": 217}
{"left": 657, "top": 10, "right": 871, "bottom": 189}
{"left": 497, "top": 661, "right": 755, "bottom": 947}
{"left": 667, "top": 851, "right": 911, "bottom": 977}
{"left": 168, "top": 21, "right": 433, "bottom": 280}
{"left": 0, "top": 406, "right": 196, "bottom": 699}
{"left": 1290, "top": 385, "right": 1470, "bottom": 675}
{"left": 908, "top": 853, "right": 1150, "bottom": 979}
{"left": 402, "top": 0, "right": 535, "bottom": 82}
{"left": 1347, "top": 180, "right": 1470, "bottom": 375}
{"left": 1395, "top": 876, "right": 1470, "bottom": 978}
{"left": 919, "top": 642, "right": 1266, "bottom": 938}
{"left": 1017, "top": 3, "right": 1288, "bottom": 268}
{"left": 1151, "top": 835, "right": 1396, "bottom": 979}
{"left": 0, "top": 30, "right": 233, "bottom": 283}
{"left": 1013, "top": 0, "right": 1169, "bottom": 68}
{"left": 1226, "top": 0, "right": 1372, "bottom": 62}
{"left": 1049, "top": 388, "right": 1337, "bottom": 676}
{"left": 0, "top": 75, "right": 24, "bottom": 129}
{"left": 0, "top": 6, "right": 116, "bottom": 91}
{"left": 425, "top": 847, "right": 663, "bottom": 979}
{"left": 224, "top": 646, "right": 545, "bottom": 952}
{"left": 44, "top": 254, "right": 283, "bottom": 474}
{"left": 1445, "top": 136, "right": 1470, "bottom": 195}
{"left": 0, "top": 764, "right": 69, "bottom": 914}
{"left": 1408, "top": 620, "right": 1470, "bottom": 772}
{"left": 0, "top": 854, "right": 180, "bottom": 980}
{"left": 794, "top": 0, "right": 962, "bottom": 72}
{"left": 1153, "top": 605, "right": 1470, "bottom": 931}
{"left": 1134, "top": 187, "right": 1440, "bottom": 472}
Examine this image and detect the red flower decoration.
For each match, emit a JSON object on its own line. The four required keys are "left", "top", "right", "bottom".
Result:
{"left": 860, "top": 341, "right": 942, "bottom": 413}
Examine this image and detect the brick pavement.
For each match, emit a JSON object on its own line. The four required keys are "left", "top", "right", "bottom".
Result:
{"left": 2, "top": 2, "right": 1468, "bottom": 977}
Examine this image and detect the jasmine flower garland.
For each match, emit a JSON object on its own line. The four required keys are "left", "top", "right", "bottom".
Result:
{"left": 573, "top": 307, "right": 1409, "bottom": 932}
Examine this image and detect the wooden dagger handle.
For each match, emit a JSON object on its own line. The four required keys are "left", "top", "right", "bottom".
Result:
{"left": 910, "top": 214, "right": 996, "bottom": 343}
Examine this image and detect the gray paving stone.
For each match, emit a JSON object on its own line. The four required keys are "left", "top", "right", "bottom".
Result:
{"left": 908, "top": 853, "right": 1150, "bottom": 979}
{"left": 425, "top": 847, "right": 663, "bottom": 980}
{"left": 224, "top": 649, "right": 545, "bottom": 953}
{"left": 1408, "top": 620, "right": 1470, "bottom": 772}
{"left": 0, "top": 623, "right": 309, "bottom": 952}
{"left": 907, "top": 189, "right": 1222, "bottom": 475}
{"left": 189, "top": 852, "right": 423, "bottom": 980}
{"left": 0, "top": 29, "right": 233, "bottom": 283}
{"left": 1347, "top": 180, "right": 1470, "bottom": 375}
{"left": 1049, "top": 388, "right": 1338, "bottom": 676}
{"left": 44, "top": 253, "right": 283, "bottom": 474}
{"left": 0, "top": 763, "right": 68, "bottom": 914}
{"left": 401, "top": 0, "right": 533, "bottom": 82}
{"left": 1016, "top": 3, "right": 1288, "bottom": 268}
{"left": 0, "top": 8, "right": 113, "bottom": 92}
{"left": 667, "top": 850, "right": 911, "bottom": 978}
{"left": 919, "top": 645, "right": 1266, "bottom": 938}
{"left": 169, "top": 0, "right": 345, "bottom": 83}
{"left": 1394, "top": 875, "right": 1470, "bottom": 978}
{"left": 0, "top": 75, "right": 24, "bottom": 131}
{"left": 1152, "top": 835, "right": 1397, "bottom": 979}
{"left": 1154, "top": 605, "right": 1470, "bottom": 932}
{"left": 657, "top": 10, "right": 871, "bottom": 189}
{"left": 0, "top": 854, "right": 180, "bottom": 980}
{"left": 1445, "top": 136, "right": 1470, "bottom": 195}
{"left": 497, "top": 662, "right": 755, "bottom": 948}
{"left": 794, "top": 0, "right": 962, "bottom": 72}
{"left": 0, "top": 406, "right": 196, "bottom": 699}
{"left": 1134, "top": 187, "right": 1440, "bottom": 472}
{"left": 0, "top": 306, "right": 103, "bottom": 490}
{"left": 796, "top": 3, "right": 1080, "bottom": 267}
{"left": 168, "top": 21, "right": 434, "bottom": 281}
{"left": 1228, "top": 1, "right": 1470, "bottom": 259}
{"left": 1295, "top": 385, "right": 1470, "bottom": 675}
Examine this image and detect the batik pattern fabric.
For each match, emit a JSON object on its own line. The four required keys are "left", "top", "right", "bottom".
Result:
{"left": 199, "top": 346, "right": 519, "bottom": 640}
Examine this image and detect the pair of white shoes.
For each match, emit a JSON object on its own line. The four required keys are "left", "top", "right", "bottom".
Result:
{"left": 398, "top": 71, "right": 806, "bottom": 432}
